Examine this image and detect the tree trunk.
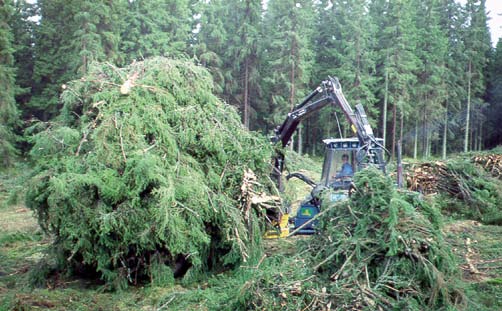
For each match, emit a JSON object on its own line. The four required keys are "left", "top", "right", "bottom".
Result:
{"left": 399, "top": 111, "right": 404, "bottom": 155}
{"left": 425, "top": 121, "right": 429, "bottom": 158}
{"left": 289, "top": 52, "right": 296, "bottom": 112}
{"left": 442, "top": 101, "right": 448, "bottom": 159}
{"left": 298, "top": 125, "right": 302, "bottom": 156}
{"left": 391, "top": 101, "right": 397, "bottom": 160}
{"left": 413, "top": 118, "right": 418, "bottom": 159}
{"left": 477, "top": 122, "right": 482, "bottom": 151}
{"left": 382, "top": 62, "right": 389, "bottom": 147}
{"left": 464, "top": 60, "right": 471, "bottom": 152}
{"left": 479, "top": 122, "right": 483, "bottom": 151}
{"left": 243, "top": 57, "right": 249, "bottom": 129}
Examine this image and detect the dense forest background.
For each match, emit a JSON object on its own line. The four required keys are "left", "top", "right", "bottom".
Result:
{"left": 1, "top": 0, "right": 501, "bottom": 166}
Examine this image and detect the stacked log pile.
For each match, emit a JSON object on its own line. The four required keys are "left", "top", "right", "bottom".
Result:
{"left": 406, "top": 154, "right": 502, "bottom": 200}
{"left": 405, "top": 161, "right": 472, "bottom": 199}
{"left": 472, "top": 154, "right": 502, "bottom": 178}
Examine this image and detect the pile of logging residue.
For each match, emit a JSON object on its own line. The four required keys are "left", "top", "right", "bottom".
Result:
{"left": 26, "top": 57, "right": 275, "bottom": 288}
{"left": 242, "top": 168, "right": 465, "bottom": 310}
{"left": 406, "top": 156, "right": 502, "bottom": 224}
{"left": 308, "top": 168, "right": 464, "bottom": 310}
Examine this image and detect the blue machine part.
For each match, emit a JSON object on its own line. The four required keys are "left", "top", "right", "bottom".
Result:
{"left": 330, "top": 191, "right": 348, "bottom": 203}
{"left": 294, "top": 204, "right": 320, "bottom": 234}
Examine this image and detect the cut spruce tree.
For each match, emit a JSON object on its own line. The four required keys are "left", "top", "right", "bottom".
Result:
{"left": 25, "top": 57, "right": 275, "bottom": 289}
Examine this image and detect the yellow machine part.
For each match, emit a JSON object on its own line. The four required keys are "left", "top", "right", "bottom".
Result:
{"left": 264, "top": 214, "right": 290, "bottom": 239}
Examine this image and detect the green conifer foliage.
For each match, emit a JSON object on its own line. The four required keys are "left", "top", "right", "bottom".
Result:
{"left": 463, "top": 0, "right": 491, "bottom": 152}
{"left": 262, "top": 0, "right": 316, "bottom": 125}
{"left": 372, "top": 0, "right": 420, "bottom": 158}
{"left": 194, "top": 0, "right": 228, "bottom": 95}
{"left": 413, "top": 0, "right": 449, "bottom": 158}
{"left": 0, "top": 0, "right": 20, "bottom": 167}
{"left": 10, "top": 0, "right": 37, "bottom": 110}
{"left": 31, "top": 0, "right": 122, "bottom": 120}
{"left": 315, "top": 0, "right": 378, "bottom": 120}
{"left": 485, "top": 39, "right": 502, "bottom": 147}
{"left": 26, "top": 58, "right": 273, "bottom": 288}
{"left": 119, "top": 0, "right": 192, "bottom": 65}
{"left": 309, "top": 168, "right": 464, "bottom": 309}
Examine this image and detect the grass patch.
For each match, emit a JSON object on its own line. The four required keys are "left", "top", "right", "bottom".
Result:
{"left": 445, "top": 221, "right": 502, "bottom": 310}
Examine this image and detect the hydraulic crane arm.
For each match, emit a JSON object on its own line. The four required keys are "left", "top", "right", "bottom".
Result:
{"left": 271, "top": 77, "right": 386, "bottom": 187}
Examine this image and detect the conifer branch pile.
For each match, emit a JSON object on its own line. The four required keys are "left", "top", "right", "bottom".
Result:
{"left": 241, "top": 169, "right": 464, "bottom": 310}
{"left": 25, "top": 57, "right": 275, "bottom": 287}
{"left": 304, "top": 168, "right": 464, "bottom": 310}
{"left": 405, "top": 156, "right": 502, "bottom": 224}
{"left": 406, "top": 161, "right": 471, "bottom": 198}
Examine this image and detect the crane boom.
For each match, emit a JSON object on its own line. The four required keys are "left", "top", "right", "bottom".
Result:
{"left": 271, "top": 77, "right": 386, "bottom": 188}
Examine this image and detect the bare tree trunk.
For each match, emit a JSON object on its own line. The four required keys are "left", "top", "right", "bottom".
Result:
{"left": 298, "top": 125, "right": 302, "bottom": 156}
{"left": 425, "top": 123, "right": 430, "bottom": 158}
{"left": 477, "top": 122, "right": 482, "bottom": 151}
{"left": 382, "top": 62, "right": 389, "bottom": 147}
{"left": 82, "top": 39, "right": 87, "bottom": 74}
{"left": 289, "top": 56, "right": 295, "bottom": 112}
{"left": 464, "top": 60, "right": 471, "bottom": 152}
{"left": 243, "top": 57, "right": 249, "bottom": 129}
{"left": 413, "top": 118, "right": 418, "bottom": 159}
{"left": 442, "top": 101, "right": 448, "bottom": 159}
{"left": 399, "top": 111, "right": 404, "bottom": 155}
{"left": 391, "top": 101, "right": 397, "bottom": 160}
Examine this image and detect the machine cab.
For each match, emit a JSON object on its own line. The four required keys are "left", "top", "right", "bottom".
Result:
{"left": 320, "top": 137, "right": 385, "bottom": 190}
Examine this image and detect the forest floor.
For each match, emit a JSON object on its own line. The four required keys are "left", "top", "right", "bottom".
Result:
{"left": 1, "top": 161, "right": 501, "bottom": 310}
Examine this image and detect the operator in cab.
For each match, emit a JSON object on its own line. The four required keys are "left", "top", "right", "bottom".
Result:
{"left": 336, "top": 154, "right": 353, "bottom": 178}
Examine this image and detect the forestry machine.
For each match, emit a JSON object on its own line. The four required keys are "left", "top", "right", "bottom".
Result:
{"left": 265, "top": 76, "right": 387, "bottom": 238}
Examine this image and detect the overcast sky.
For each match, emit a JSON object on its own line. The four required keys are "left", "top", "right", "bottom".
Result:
{"left": 457, "top": 0, "right": 502, "bottom": 46}
{"left": 486, "top": 0, "right": 502, "bottom": 46}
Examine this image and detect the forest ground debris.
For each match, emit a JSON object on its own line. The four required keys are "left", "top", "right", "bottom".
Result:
{"left": 236, "top": 168, "right": 466, "bottom": 310}
{"left": 406, "top": 154, "right": 502, "bottom": 224}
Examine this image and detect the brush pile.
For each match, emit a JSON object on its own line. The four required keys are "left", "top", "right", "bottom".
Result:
{"left": 25, "top": 57, "right": 275, "bottom": 288}
{"left": 472, "top": 154, "right": 502, "bottom": 179}
{"left": 406, "top": 157, "right": 502, "bottom": 224}
{"left": 306, "top": 168, "right": 464, "bottom": 310}
{"left": 240, "top": 169, "right": 465, "bottom": 310}
{"left": 406, "top": 161, "right": 472, "bottom": 199}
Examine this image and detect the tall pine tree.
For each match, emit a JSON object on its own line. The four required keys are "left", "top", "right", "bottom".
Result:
{"left": 315, "top": 0, "right": 378, "bottom": 138}
{"left": 31, "top": 1, "right": 123, "bottom": 120}
{"left": 194, "top": 0, "right": 228, "bottom": 95}
{"left": 463, "top": 0, "right": 491, "bottom": 152}
{"left": 262, "top": 0, "right": 316, "bottom": 153}
{"left": 10, "top": 0, "right": 37, "bottom": 113}
{"left": 438, "top": 0, "right": 467, "bottom": 157}
{"left": 485, "top": 39, "right": 502, "bottom": 147}
{"left": 371, "top": 0, "right": 420, "bottom": 158}
{"left": 414, "top": 0, "right": 448, "bottom": 158}
{"left": 223, "top": 0, "right": 263, "bottom": 129}
{"left": 0, "top": 0, "right": 19, "bottom": 166}
{"left": 119, "top": 0, "right": 192, "bottom": 65}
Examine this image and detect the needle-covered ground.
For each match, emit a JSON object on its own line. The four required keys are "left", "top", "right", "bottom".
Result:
{"left": 1, "top": 157, "right": 502, "bottom": 310}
